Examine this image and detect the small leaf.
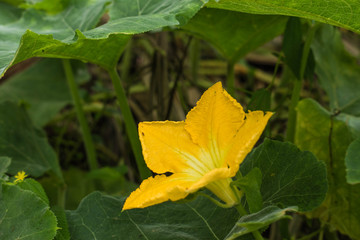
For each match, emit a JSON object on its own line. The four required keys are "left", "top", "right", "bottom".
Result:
{"left": 233, "top": 168, "right": 263, "bottom": 213}
{"left": 0, "top": 102, "right": 62, "bottom": 179}
{"left": 241, "top": 138, "right": 328, "bottom": 212}
{"left": 345, "top": 138, "right": 360, "bottom": 184}
{"left": 17, "top": 178, "right": 49, "bottom": 205}
{"left": 66, "top": 191, "right": 238, "bottom": 240}
{"left": 225, "top": 206, "right": 297, "bottom": 240}
{"left": 0, "top": 183, "right": 57, "bottom": 240}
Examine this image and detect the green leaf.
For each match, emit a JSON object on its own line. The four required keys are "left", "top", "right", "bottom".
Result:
{"left": 345, "top": 138, "right": 360, "bottom": 184}
{"left": 241, "top": 138, "right": 328, "bottom": 212}
{"left": 20, "top": 0, "right": 67, "bottom": 13}
{"left": 337, "top": 113, "right": 360, "bottom": 139}
{"left": 247, "top": 89, "right": 271, "bottom": 112}
{"left": 0, "top": 102, "right": 62, "bottom": 179}
{"left": 0, "top": 59, "right": 89, "bottom": 127}
{"left": 233, "top": 168, "right": 263, "bottom": 213}
{"left": 182, "top": 7, "right": 287, "bottom": 63}
{"left": 52, "top": 206, "right": 71, "bottom": 240}
{"left": 312, "top": 25, "right": 360, "bottom": 116}
{"left": 17, "top": 178, "right": 49, "bottom": 205}
{"left": 0, "top": 157, "right": 11, "bottom": 178}
{"left": 0, "top": 0, "right": 121, "bottom": 77}
{"left": 86, "top": 0, "right": 206, "bottom": 37}
{"left": 0, "top": 2, "right": 22, "bottom": 24}
{"left": 66, "top": 191, "right": 238, "bottom": 240}
{"left": 0, "top": 183, "right": 57, "bottom": 240}
{"left": 282, "top": 17, "right": 303, "bottom": 79}
{"left": 296, "top": 98, "right": 360, "bottom": 239}
{"left": 206, "top": 0, "right": 360, "bottom": 34}
{"left": 0, "top": 0, "right": 206, "bottom": 77}
{"left": 225, "top": 206, "right": 297, "bottom": 240}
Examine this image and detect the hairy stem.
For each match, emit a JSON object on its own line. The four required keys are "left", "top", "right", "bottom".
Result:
{"left": 108, "top": 68, "right": 151, "bottom": 179}
{"left": 286, "top": 23, "right": 320, "bottom": 142}
{"left": 62, "top": 59, "right": 98, "bottom": 171}
{"left": 235, "top": 204, "right": 264, "bottom": 240}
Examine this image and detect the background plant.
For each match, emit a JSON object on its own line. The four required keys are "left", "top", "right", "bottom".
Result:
{"left": 0, "top": 0, "right": 359, "bottom": 239}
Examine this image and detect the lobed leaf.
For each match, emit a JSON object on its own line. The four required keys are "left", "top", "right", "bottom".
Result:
{"left": 0, "top": 183, "right": 57, "bottom": 240}
{"left": 17, "top": 178, "right": 49, "bottom": 205}
{"left": 66, "top": 191, "right": 238, "bottom": 240}
{"left": 296, "top": 98, "right": 360, "bottom": 239}
{"left": 0, "top": 102, "right": 62, "bottom": 178}
{"left": 0, "top": 0, "right": 206, "bottom": 78}
{"left": 241, "top": 138, "right": 328, "bottom": 212}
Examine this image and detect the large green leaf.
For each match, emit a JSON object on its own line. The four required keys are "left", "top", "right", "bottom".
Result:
{"left": 206, "top": 0, "right": 360, "bottom": 34}
{"left": 345, "top": 138, "right": 360, "bottom": 184}
{"left": 240, "top": 139, "right": 328, "bottom": 212}
{"left": 0, "top": 0, "right": 206, "bottom": 77}
{"left": 225, "top": 206, "right": 297, "bottom": 240}
{"left": 0, "top": 183, "right": 57, "bottom": 240}
{"left": 312, "top": 25, "right": 360, "bottom": 116}
{"left": 66, "top": 191, "right": 238, "bottom": 240}
{"left": 0, "top": 102, "right": 62, "bottom": 178}
{"left": 86, "top": 0, "right": 206, "bottom": 37}
{"left": 182, "top": 7, "right": 287, "bottom": 63}
{"left": 296, "top": 98, "right": 360, "bottom": 239}
{"left": 0, "top": 59, "right": 89, "bottom": 127}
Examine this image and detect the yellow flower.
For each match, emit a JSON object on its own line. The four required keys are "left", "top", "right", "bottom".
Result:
{"left": 123, "top": 82, "right": 273, "bottom": 210}
{"left": 14, "top": 171, "right": 28, "bottom": 183}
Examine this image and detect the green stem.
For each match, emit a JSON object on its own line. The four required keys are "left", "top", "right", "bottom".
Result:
{"left": 286, "top": 78, "right": 302, "bottom": 142}
{"left": 235, "top": 204, "right": 264, "bottom": 240}
{"left": 267, "top": 53, "right": 282, "bottom": 90}
{"left": 121, "top": 39, "right": 133, "bottom": 86}
{"left": 190, "top": 38, "right": 200, "bottom": 83}
{"left": 227, "top": 61, "right": 235, "bottom": 97}
{"left": 108, "top": 68, "right": 151, "bottom": 179}
{"left": 57, "top": 183, "right": 66, "bottom": 208}
{"left": 62, "top": 59, "right": 98, "bottom": 171}
{"left": 286, "top": 23, "right": 320, "bottom": 142}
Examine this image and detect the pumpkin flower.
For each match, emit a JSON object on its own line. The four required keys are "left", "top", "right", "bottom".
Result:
{"left": 123, "top": 82, "right": 272, "bottom": 210}
{"left": 14, "top": 171, "right": 28, "bottom": 183}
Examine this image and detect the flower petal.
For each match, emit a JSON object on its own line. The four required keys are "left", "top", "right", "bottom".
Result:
{"left": 185, "top": 82, "right": 246, "bottom": 169}
{"left": 122, "top": 173, "right": 196, "bottom": 210}
{"left": 139, "top": 121, "right": 203, "bottom": 174}
{"left": 225, "top": 111, "right": 273, "bottom": 175}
